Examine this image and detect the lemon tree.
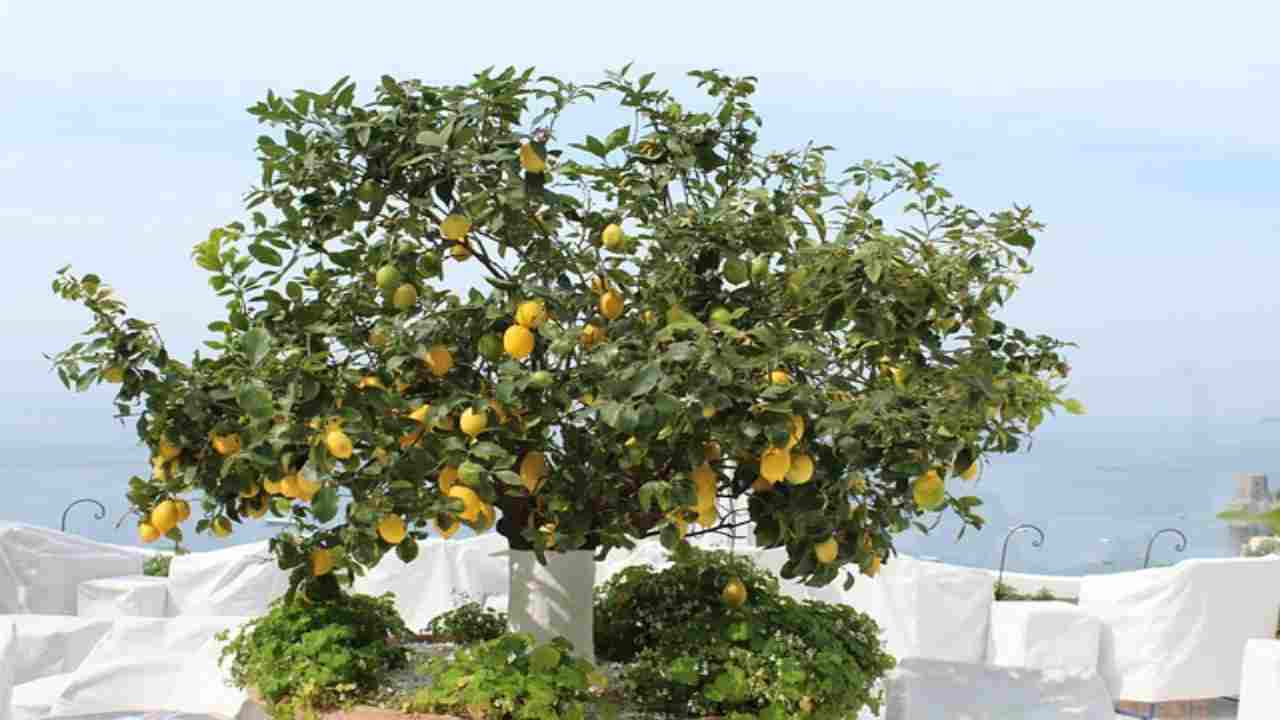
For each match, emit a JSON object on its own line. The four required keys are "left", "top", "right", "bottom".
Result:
{"left": 50, "top": 66, "right": 1076, "bottom": 603}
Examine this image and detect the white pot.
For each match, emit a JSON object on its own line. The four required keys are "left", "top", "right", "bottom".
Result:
{"left": 507, "top": 549, "right": 596, "bottom": 663}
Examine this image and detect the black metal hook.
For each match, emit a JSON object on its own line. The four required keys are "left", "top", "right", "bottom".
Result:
{"left": 1143, "top": 528, "right": 1187, "bottom": 569}
{"left": 997, "top": 523, "right": 1045, "bottom": 589}
{"left": 60, "top": 498, "right": 107, "bottom": 533}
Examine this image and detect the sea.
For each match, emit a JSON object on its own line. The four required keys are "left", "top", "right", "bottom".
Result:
{"left": 3, "top": 409, "right": 1276, "bottom": 575}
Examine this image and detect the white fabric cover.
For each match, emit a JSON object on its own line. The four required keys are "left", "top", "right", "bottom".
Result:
{"left": 352, "top": 532, "right": 509, "bottom": 631}
{"left": 11, "top": 672, "right": 72, "bottom": 720}
{"left": 1078, "top": 555, "right": 1280, "bottom": 702}
{"left": 883, "top": 657, "right": 1113, "bottom": 720}
{"left": 6, "top": 616, "right": 114, "bottom": 686}
{"left": 843, "top": 554, "right": 996, "bottom": 664}
{"left": 42, "top": 615, "right": 250, "bottom": 719}
{"left": 76, "top": 575, "right": 169, "bottom": 618}
{"left": 166, "top": 542, "right": 288, "bottom": 617}
{"left": 508, "top": 550, "right": 595, "bottom": 662}
{"left": 0, "top": 523, "right": 151, "bottom": 615}
{"left": 986, "top": 601, "right": 1102, "bottom": 673}
{"left": 1238, "top": 638, "right": 1280, "bottom": 720}
{"left": 0, "top": 620, "right": 15, "bottom": 720}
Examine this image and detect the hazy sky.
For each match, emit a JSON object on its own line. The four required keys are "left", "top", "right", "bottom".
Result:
{"left": 2, "top": 0, "right": 1278, "bottom": 439}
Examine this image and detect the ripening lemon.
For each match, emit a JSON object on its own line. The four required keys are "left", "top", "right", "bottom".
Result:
{"left": 450, "top": 242, "right": 471, "bottom": 261}
{"left": 599, "top": 290, "right": 624, "bottom": 320}
{"left": 424, "top": 346, "right": 453, "bottom": 377}
{"left": 150, "top": 500, "right": 180, "bottom": 533}
{"left": 435, "top": 517, "right": 460, "bottom": 539}
{"left": 138, "top": 521, "right": 161, "bottom": 544}
{"left": 310, "top": 548, "right": 335, "bottom": 576}
{"left": 448, "top": 485, "right": 483, "bottom": 523}
{"left": 175, "top": 499, "right": 191, "bottom": 522}
{"left": 602, "top": 223, "right": 625, "bottom": 251}
{"left": 210, "top": 517, "right": 233, "bottom": 538}
{"left": 788, "top": 415, "right": 805, "bottom": 448}
{"left": 890, "top": 366, "right": 906, "bottom": 388}
{"left": 357, "top": 376, "right": 386, "bottom": 390}
{"left": 815, "top": 537, "right": 839, "bottom": 564}
{"left": 504, "top": 324, "right": 535, "bottom": 359}
{"left": 375, "top": 265, "right": 402, "bottom": 293}
{"left": 280, "top": 473, "right": 301, "bottom": 499}
{"left": 769, "top": 369, "right": 792, "bottom": 385}
{"left": 759, "top": 447, "right": 792, "bottom": 483}
{"left": 702, "top": 405, "right": 717, "bottom": 419}
{"left": 295, "top": 474, "right": 322, "bottom": 503}
{"left": 263, "top": 477, "right": 282, "bottom": 495}
{"left": 515, "top": 300, "right": 548, "bottom": 329}
{"left": 580, "top": 323, "right": 606, "bottom": 349}
{"left": 438, "top": 465, "right": 459, "bottom": 494}
{"left": 519, "top": 142, "right": 546, "bottom": 173}
{"left": 211, "top": 433, "right": 241, "bottom": 457}
{"left": 912, "top": 469, "right": 946, "bottom": 510}
{"left": 540, "top": 523, "right": 557, "bottom": 548}
{"left": 325, "top": 428, "right": 354, "bottom": 459}
{"left": 697, "top": 503, "right": 718, "bottom": 528}
{"left": 691, "top": 463, "right": 717, "bottom": 508}
{"left": 158, "top": 438, "right": 182, "bottom": 461}
{"left": 529, "top": 370, "right": 554, "bottom": 389}
{"left": 440, "top": 214, "right": 471, "bottom": 241}
{"left": 961, "top": 462, "right": 978, "bottom": 481}
{"left": 103, "top": 366, "right": 126, "bottom": 383}
{"left": 378, "top": 514, "right": 407, "bottom": 544}
{"left": 785, "top": 454, "right": 815, "bottom": 484}
{"left": 519, "top": 452, "right": 547, "bottom": 493}
{"left": 589, "top": 274, "right": 608, "bottom": 294}
{"left": 865, "top": 554, "right": 882, "bottom": 577}
{"left": 460, "top": 407, "right": 488, "bottom": 438}
{"left": 392, "top": 283, "right": 418, "bottom": 310}
{"left": 722, "top": 577, "right": 748, "bottom": 609}
{"left": 474, "top": 502, "right": 496, "bottom": 532}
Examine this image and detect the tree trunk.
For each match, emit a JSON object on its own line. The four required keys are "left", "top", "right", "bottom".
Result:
{"left": 507, "top": 549, "right": 596, "bottom": 663}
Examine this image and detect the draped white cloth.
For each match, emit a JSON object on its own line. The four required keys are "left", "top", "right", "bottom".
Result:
{"left": 76, "top": 576, "right": 168, "bottom": 618}
{"left": 986, "top": 601, "right": 1102, "bottom": 674}
{"left": 0, "top": 524, "right": 150, "bottom": 615}
{"left": 883, "top": 658, "right": 1114, "bottom": 720}
{"left": 1238, "top": 639, "right": 1280, "bottom": 720}
{"left": 165, "top": 542, "right": 289, "bottom": 618}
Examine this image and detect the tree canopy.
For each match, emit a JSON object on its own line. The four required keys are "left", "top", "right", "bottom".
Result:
{"left": 51, "top": 65, "right": 1077, "bottom": 599}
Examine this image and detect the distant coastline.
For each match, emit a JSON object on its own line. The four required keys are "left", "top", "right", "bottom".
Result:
{"left": 1261, "top": 417, "right": 1280, "bottom": 424}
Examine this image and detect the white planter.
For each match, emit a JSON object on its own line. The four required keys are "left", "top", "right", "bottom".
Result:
{"left": 508, "top": 550, "right": 596, "bottom": 663}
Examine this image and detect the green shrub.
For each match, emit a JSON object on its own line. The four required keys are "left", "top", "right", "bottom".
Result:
{"left": 596, "top": 547, "right": 895, "bottom": 719}
{"left": 994, "top": 582, "right": 1077, "bottom": 604}
{"left": 423, "top": 598, "right": 507, "bottom": 643}
{"left": 143, "top": 554, "right": 171, "bottom": 577}
{"left": 218, "top": 592, "right": 411, "bottom": 719}
{"left": 406, "top": 633, "right": 609, "bottom": 719}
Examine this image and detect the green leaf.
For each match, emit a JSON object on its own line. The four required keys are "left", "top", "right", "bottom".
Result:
{"left": 1005, "top": 229, "right": 1036, "bottom": 250}
{"left": 312, "top": 487, "right": 339, "bottom": 524}
{"left": 396, "top": 536, "right": 419, "bottom": 563}
{"left": 242, "top": 328, "right": 272, "bottom": 367}
{"left": 1062, "top": 398, "right": 1086, "bottom": 415}
{"left": 236, "top": 383, "right": 274, "bottom": 419}
{"left": 629, "top": 364, "right": 662, "bottom": 398}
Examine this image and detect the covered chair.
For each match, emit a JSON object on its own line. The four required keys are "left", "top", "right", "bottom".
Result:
{"left": 166, "top": 541, "right": 288, "bottom": 617}
{"left": 1077, "top": 555, "right": 1280, "bottom": 706}
{"left": 0, "top": 523, "right": 151, "bottom": 615}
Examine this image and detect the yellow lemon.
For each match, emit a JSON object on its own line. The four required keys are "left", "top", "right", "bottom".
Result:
{"left": 769, "top": 369, "right": 792, "bottom": 385}
{"left": 392, "top": 283, "right": 418, "bottom": 310}
{"left": 211, "top": 433, "right": 241, "bottom": 457}
{"left": 450, "top": 242, "right": 471, "bottom": 261}
{"left": 599, "top": 290, "right": 624, "bottom": 321}
{"left": 357, "top": 376, "right": 386, "bottom": 390}
{"left": 137, "top": 521, "right": 161, "bottom": 544}
{"left": 589, "top": 274, "right": 608, "bottom": 294}
{"left": 409, "top": 404, "right": 431, "bottom": 424}
{"left": 691, "top": 463, "right": 717, "bottom": 508}
{"left": 702, "top": 405, "right": 717, "bottom": 419}
{"left": 295, "top": 474, "right": 322, "bottom": 503}
{"left": 788, "top": 415, "right": 805, "bottom": 448}
{"left": 696, "top": 503, "right": 718, "bottom": 528}
{"left": 815, "top": 537, "right": 839, "bottom": 564}
{"left": 459, "top": 407, "right": 488, "bottom": 438}
{"left": 912, "top": 469, "right": 946, "bottom": 510}
{"left": 580, "top": 323, "right": 606, "bottom": 349}
{"left": 785, "top": 453, "right": 815, "bottom": 485}
{"left": 448, "top": 485, "right": 483, "bottom": 523}
{"left": 175, "top": 499, "right": 191, "bottom": 522}
{"left": 722, "top": 577, "right": 748, "bottom": 609}
{"left": 759, "top": 447, "right": 792, "bottom": 483}
{"left": 310, "top": 548, "right": 335, "bottom": 576}
{"left": 602, "top": 223, "right": 625, "bottom": 251}
{"left": 280, "top": 473, "right": 301, "bottom": 499}
{"left": 519, "top": 142, "right": 546, "bottom": 173}
{"left": 474, "top": 502, "right": 496, "bottom": 532}
{"left": 515, "top": 299, "right": 548, "bottom": 330}
{"left": 441, "top": 214, "right": 471, "bottom": 241}
{"left": 263, "top": 477, "right": 283, "bottom": 495}
{"left": 378, "top": 514, "right": 407, "bottom": 544}
{"left": 103, "top": 366, "right": 126, "bottom": 383}
{"left": 519, "top": 452, "right": 547, "bottom": 493}
{"left": 504, "top": 324, "right": 535, "bottom": 359}
{"left": 424, "top": 345, "right": 453, "bottom": 377}
{"left": 150, "top": 500, "right": 180, "bottom": 533}
{"left": 865, "top": 554, "right": 882, "bottom": 577}
{"left": 325, "top": 428, "right": 354, "bottom": 459}
{"left": 158, "top": 438, "right": 182, "bottom": 461}
{"left": 438, "top": 465, "right": 460, "bottom": 494}
{"left": 961, "top": 462, "right": 979, "bottom": 481}
{"left": 210, "top": 517, "right": 233, "bottom": 538}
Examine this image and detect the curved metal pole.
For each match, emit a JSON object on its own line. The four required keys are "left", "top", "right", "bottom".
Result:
{"left": 1143, "top": 528, "right": 1187, "bottom": 569}
{"left": 997, "top": 523, "right": 1046, "bottom": 589}
{"left": 60, "top": 498, "right": 106, "bottom": 533}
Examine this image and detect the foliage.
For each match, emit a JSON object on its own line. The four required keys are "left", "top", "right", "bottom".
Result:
{"left": 50, "top": 64, "right": 1077, "bottom": 600}
{"left": 993, "top": 582, "right": 1076, "bottom": 604}
{"left": 1242, "top": 535, "right": 1280, "bottom": 557}
{"left": 218, "top": 592, "right": 411, "bottom": 719}
{"left": 598, "top": 548, "right": 894, "bottom": 719}
{"left": 406, "top": 633, "right": 608, "bottom": 720}
{"left": 143, "top": 553, "right": 172, "bottom": 577}
{"left": 423, "top": 597, "right": 508, "bottom": 642}
{"left": 1218, "top": 508, "right": 1280, "bottom": 535}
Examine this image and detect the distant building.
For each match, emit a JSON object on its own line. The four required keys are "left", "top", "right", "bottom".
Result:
{"left": 1225, "top": 473, "right": 1277, "bottom": 553}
